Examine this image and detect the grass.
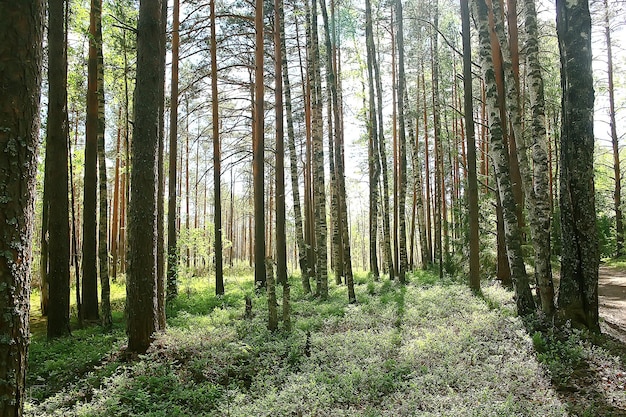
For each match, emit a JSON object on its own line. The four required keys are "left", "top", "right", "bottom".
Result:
{"left": 25, "top": 270, "right": 571, "bottom": 416}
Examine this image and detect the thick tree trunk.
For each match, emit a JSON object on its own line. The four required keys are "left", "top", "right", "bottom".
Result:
{"left": 46, "top": 0, "right": 71, "bottom": 339}
{"left": 126, "top": 0, "right": 162, "bottom": 354}
{"left": 556, "top": 0, "right": 599, "bottom": 332}
{"left": 0, "top": 1, "right": 43, "bottom": 413}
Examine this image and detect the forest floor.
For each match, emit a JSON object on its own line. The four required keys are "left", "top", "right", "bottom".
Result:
{"left": 22, "top": 266, "right": 626, "bottom": 416}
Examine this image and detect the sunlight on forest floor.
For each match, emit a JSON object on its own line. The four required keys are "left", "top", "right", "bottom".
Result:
{"left": 23, "top": 270, "right": 626, "bottom": 416}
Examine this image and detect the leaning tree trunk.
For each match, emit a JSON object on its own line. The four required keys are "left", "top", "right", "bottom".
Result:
{"left": 0, "top": 1, "right": 44, "bottom": 413}
{"left": 556, "top": 0, "right": 599, "bottom": 332}
{"left": 474, "top": 0, "right": 535, "bottom": 316}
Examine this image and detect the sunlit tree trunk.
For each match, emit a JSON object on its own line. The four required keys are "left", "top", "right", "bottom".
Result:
{"left": 0, "top": 3, "right": 43, "bottom": 413}
{"left": 127, "top": 0, "right": 162, "bottom": 354}
{"left": 475, "top": 0, "right": 535, "bottom": 315}
{"left": 556, "top": 0, "right": 599, "bottom": 331}
{"left": 211, "top": 0, "right": 224, "bottom": 295}
{"left": 167, "top": 0, "right": 180, "bottom": 302}
{"left": 365, "top": 0, "right": 381, "bottom": 278}
{"left": 462, "top": 0, "right": 480, "bottom": 292}
{"left": 83, "top": 0, "right": 101, "bottom": 322}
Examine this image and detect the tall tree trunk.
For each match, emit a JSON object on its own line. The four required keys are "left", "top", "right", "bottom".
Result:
{"left": 0, "top": 1, "right": 43, "bottom": 413}
{"left": 83, "top": 0, "right": 101, "bottom": 322}
{"left": 275, "top": 0, "right": 288, "bottom": 288}
{"left": 281, "top": 3, "right": 308, "bottom": 283}
{"left": 156, "top": 0, "right": 167, "bottom": 331}
{"left": 127, "top": 0, "right": 162, "bottom": 354}
{"left": 365, "top": 0, "right": 381, "bottom": 278}
{"left": 395, "top": 0, "right": 408, "bottom": 284}
{"left": 47, "top": 0, "right": 71, "bottom": 338}
{"left": 523, "top": 0, "right": 555, "bottom": 315}
{"left": 603, "top": 0, "right": 623, "bottom": 257}
{"left": 254, "top": 0, "right": 267, "bottom": 289}
{"left": 40, "top": 154, "right": 50, "bottom": 317}
{"left": 311, "top": 0, "right": 329, "bottom": 298}
{"left": 556, "top": 0, "right": 599, "bottom": 331}
{"left": 111, "top": 115, "right": 122, "bottom": 282}
{"left": 475, "top": 0, "right": 535, "bottom": 315}
{"left": 167, "top": 0, "right": 180, "bottom": 302}
{"left": 211, "top": 0, "right": 224, "bottom": 295}
{"left": 94, "top": 0, "right": 112, "bottom": 330}
{"left": 432, "top": 0, "right": 443, "bottom": 279}
{"left": 462, "top": 0, "right": 480, "bottom": 292}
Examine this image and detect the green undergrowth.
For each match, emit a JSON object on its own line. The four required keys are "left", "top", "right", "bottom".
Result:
{"left": 26, "top": 272, "right": 568, "bottom": 416}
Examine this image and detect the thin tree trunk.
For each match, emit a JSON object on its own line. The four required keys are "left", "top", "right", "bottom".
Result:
{"left": 167, "top": 0, "right": 180, "bottom": 302}
{"left": 211, "top": 0, "right": 224, "bottom": 295}
{"left": 254, "top": 0, "right": 267, "bottom": 289}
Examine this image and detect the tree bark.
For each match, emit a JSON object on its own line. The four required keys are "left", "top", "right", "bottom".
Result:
{"left": 126, "top": 0, "right": 162, "bottom": 354}
{"left": 474, "top": 0, "right": 535, "bottom": 316}
{"left": 556, "top": 0, "right": 599, "bottom": 332}
{"left": 0, "top": 0, "right": 43, "bottom": 413}
{"left": 167, "top": 0, "right": 180, "bottom": 303}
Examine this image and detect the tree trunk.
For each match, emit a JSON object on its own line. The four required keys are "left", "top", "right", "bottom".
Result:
{"left": 462, "top": 0, "right": 480, "bottom": 292}
{"left": 167, "top": 0, "right": 180, "bottom": 302}
{"left": 83, "top": 0, "right": 101, "bottom": 322}
{"left": 523, "top": 0, "right": 555, "bottom": 315}
{"left": 475, "top": 0, "right": 535, "bottom": 316}
{"left": 211, "top": 0, "right": 224, "bottom": 295}
{"left": 365, "top": 0, "right": 381, "bottom": 279}
{"left": 432, "top": 0, "right": 443, "bottom": 279}
{"left": 126, "top": 0, "right": 162, "bottom": 354}
{"left": 395, "top": 0, "right": 408, "bottom": 284}
{"left": 94, "top": 0, "right": 112, "bottom": 330}
{"left": 603, "top": 0, "right": 623, "bottom": 257}
{"left": 46, "top": 0, "right": 71, "bottom": 338}
{"left": 254, "top": 0, "right": 267, "bottom": 289}
{"left": 556, "top": 0, "right": 599, "bottom": 332}
{"left": 0, "top": 0, "right": 43, "bottom": 413}
{"left": 281, "top": 3, "right": 308, "bottom": 283}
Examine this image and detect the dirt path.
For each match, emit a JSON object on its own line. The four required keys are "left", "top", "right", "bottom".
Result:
{"left": 599, "top": 266, "right": 626, "bottom": 342}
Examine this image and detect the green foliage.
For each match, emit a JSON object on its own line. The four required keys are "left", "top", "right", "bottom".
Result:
{"left": 26, "top": 271, "right": 569, "bottom": 417}
{"left": 531, "top": 327, "right": 585, "bottom": 385}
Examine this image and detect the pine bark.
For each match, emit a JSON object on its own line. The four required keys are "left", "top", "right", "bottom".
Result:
{"left": 126, "top": 0, "right": 162, "bottom": 354}
{"left": 254, "top": 0, "right": 267, "bottom": 289}
{"left": 46, "top": 0, "right": 71, "bottom": 339}
{"left": 167, "top": 0, "right": 180, "bottom": 302}
{"left": 83, "top": 0, "right": 101, "bottom": 322}
{"left": 556, "top": 0, "right": 599, "bottom": 331}
{"left": 93, "top": 0, "right": 112, "bottom": 330}
{"left": 0, "top": 0, "right": 43, "bottom": 413}
{"left": 211, "top": 0, "right": 224, "bottom": 295}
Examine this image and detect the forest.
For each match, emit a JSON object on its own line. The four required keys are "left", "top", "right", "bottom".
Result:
{"left": 1, "top": 0, "right": 626, "bottom": 415}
